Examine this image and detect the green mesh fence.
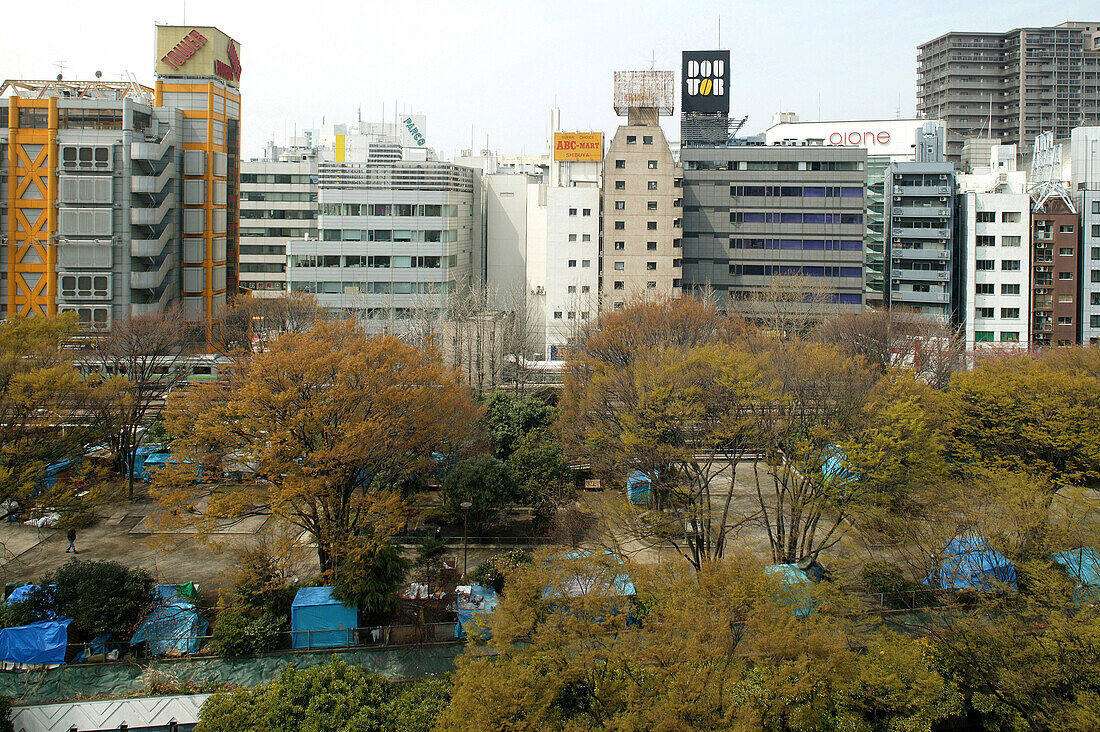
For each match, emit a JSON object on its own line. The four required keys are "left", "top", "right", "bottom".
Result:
{"left": 0, "top": 643, "right": 464, "bottom": 706}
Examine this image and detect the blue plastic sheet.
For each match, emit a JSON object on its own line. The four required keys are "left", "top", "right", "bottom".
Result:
{"left": 627, "top": 471, "right": 652, "bottom": 504}
{"left": 924, "top": 537, "right": 1018, "bottom": 590}
{"left": 130, "top": 602, "right": 208, "bottom": 656}
{"left": 455, "top": 585, "right": 498, "bottom": 639}
{"left": 0, "top": 619, "right": 71, "bottom": 665}
{"left": 766, "top": 564, "right": 815, "bottom": 618}
{"left": 290, "top": 586, "right": 358, "bottom": 649}
{"left": 5, "top": 584, "right": 36, "bottom": 605}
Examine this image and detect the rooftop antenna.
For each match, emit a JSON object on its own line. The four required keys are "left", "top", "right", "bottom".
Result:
{"left": 718, "top": 15, "right": 721, "bottom": 46}
{"left": 650, "top": 50, "right": 656, "bottom": 71}
{"left": 53, "top": 60, "right": 67, "bottom": 80}
{"left": 896, "top": 93, "right": 901, "bottom": 120}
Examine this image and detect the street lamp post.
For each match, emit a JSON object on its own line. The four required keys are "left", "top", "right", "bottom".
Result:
{"left": 460, "top": 501, "right": 473, "bottom": 577}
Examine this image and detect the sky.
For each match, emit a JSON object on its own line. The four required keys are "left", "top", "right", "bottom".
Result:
{"left": 2, "top": 0, "right": 1097, "bottom": 160}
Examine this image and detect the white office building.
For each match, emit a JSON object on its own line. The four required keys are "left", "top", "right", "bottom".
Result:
{"left": 480, "top": 110, "right": 600, "bottom": 360}
{"left": 285, "top": 121, "right": 478, "bottom": 328}
{"left": 239, "top": 141, "right": 318, "bottom": 297}
{"left": 957, "top": 144, "right": 1031, "bottom": 350}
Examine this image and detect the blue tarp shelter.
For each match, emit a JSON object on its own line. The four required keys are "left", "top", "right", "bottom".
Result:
{"left": 627, "top": 471, "right": 652, "bottom": 504}
{"left": 455, "top": 585, "right": 499, "bottom": 639}
{"left": 1051, "top": 547, "right": 1100, "bottom": 602}
{"left": 0, "top": 619, "right": 71, "bottom": 665}
{"left": 290, "top": 586, "right": 358, "bottom": 649}
{"left": 766, "top": 564, "right": 815, "bottom": 618}
{"left": 130, "top": 601, "right": 208, "bottom": 656}
{"left": 36, "top": 458, "right": 80, "bottom": 494}
{"left": 924, "top": 537, "right": 1018, "bottom": 591}
{"left": 821, "top": 445, "right": 858, "bottom": 485}
{"left": 5, "top": 584, "right": 36, "bottom": 605}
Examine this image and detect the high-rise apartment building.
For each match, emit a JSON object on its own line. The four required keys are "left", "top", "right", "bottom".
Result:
{"left": 957, "top": 145, "right": 1030, "bottom": 350}
{"left": 884, "top": 124, "right": 959, "bottom": 323}
{"left": 0, "top": 24, "right": 239, "bottom": 331}
{"left": 680, "top": 144, "right": 867, "bottom": 311}
{"left": 917, "top": 22, "right": 1100, "bottom": 161}
{"left": 1030, "top": 198, "right": 1080, "bottom": 347}
{"left": 601, "top": 71, "right": 681, "bottom": 310}
{"left": 240, "top": 143, "right": 318, "bottom": 297}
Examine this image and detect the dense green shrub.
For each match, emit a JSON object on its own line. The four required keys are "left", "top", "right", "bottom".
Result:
{"left": 29, "top": 559, "right": 155, "bottom": 638}
{"left": 441, "top": 455, "right": 519, "bottom": 533}
{"left": 862, "top": 560, "right": 933, "bottom": 608}
{"left": 331, "top": 540, "right": 408, "bottom": 621}
{"left": 211, "top": 605, "right": 284, "bottom": 656}
{"left": 467, "top": 549, "right": 532, "bottom": 593}
{"left": 0, "top": 695, "right": 12, "bottom": 732}
{"left": 195, "top": 660, "right": 446, "bottom": 732}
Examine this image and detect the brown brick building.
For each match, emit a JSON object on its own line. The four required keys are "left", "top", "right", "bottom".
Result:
{"left": 1030, "top": 198, "right": 1080, "bottom": 347}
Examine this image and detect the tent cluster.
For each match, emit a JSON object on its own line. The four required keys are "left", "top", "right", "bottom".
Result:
{"left": 1, "top": 582, "right": 206, "bottom": 667}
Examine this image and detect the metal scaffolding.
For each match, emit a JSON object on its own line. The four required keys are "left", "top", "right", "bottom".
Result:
{"left": 613, "top": 71, "right": 674, "bottom": 116}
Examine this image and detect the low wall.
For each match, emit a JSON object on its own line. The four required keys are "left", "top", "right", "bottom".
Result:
{"left": 0, "top": 642, "right": 464, "bottom": 707}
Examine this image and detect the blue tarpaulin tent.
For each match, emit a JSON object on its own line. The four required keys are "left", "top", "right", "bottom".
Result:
{"left": 627, "top": 471, "right": 652, "bottom": 504}
{"left": 1051, "top": 547, "right": 1100, "bottom": 602}
{"left": 924, "top": 537, "right": 1017, "bottom": 591}
{"left": 5, "top": 584, "right": 36, "bottom": 605}
{"left": 130, "top": 601, "right": 208, "bottom": 656}
{"left": 291, "top": 586, "right": 358, "bottom": 649}
{"left": 766, "top": 564, "right": 815, "bottom": 618}
{"left": 0, "top": 619, "right": 71, "bottom": 665}
{"left": 455, "top": 585, "right": 499, "bottom": 639}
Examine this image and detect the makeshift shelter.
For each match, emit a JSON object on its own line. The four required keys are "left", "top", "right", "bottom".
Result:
{"left": 626, "top": 471, "right": 652, "bottom": 504}
{"left": 820, "top": 445, "right": 858, "bottom": 485}
{"left": 924, "top": 537, "right": 1017, "bottom": 591}
{"left": 290, "top": 586, "right": 358, "bottom": 649}
{"left": 5, "top": 584, "right": 36, "bottom": 605}
{"left": 130, "top": 601, "right": 208, "bottom": 656}
{"left": 155, "top": 583, "right": 201, "bottom": 605}
{"left": 1050, "top": 547, "right": 1100, "bottom": 602}
{"left": 36, "top": 457, "right": 80, "bottom": 494}
{"left": 0, "top": 619, "right": 71, "bottom": 666}
{"left": 454, "top": 585, "right": 499, "bottom": 639}
{"left": 766, "top": 564, "right": 815, "bottom": 618}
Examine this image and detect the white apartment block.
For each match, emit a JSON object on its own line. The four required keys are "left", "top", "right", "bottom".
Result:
{"left": 957, "top": 144, "right": 1030, "bottom": 350}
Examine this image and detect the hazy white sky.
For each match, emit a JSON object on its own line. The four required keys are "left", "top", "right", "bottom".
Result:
{"left": 2, "top": 0, "right": 1095, "bottom": 159}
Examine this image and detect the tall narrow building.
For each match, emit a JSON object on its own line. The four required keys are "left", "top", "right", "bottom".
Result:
{"left": 600, "top": 71, "right": 681, "bottom": 310}
{"left": 917, "top": 22, "right": 1100, "bottom": 161}
{"left": 154, "top": 25, "right": 242, "bottom": 325}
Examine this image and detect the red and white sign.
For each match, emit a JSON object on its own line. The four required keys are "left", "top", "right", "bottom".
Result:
{"left": 160, "top": 30, "right": 208, "bottom": 71}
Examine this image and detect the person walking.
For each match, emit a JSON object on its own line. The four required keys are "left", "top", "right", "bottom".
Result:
{"left": 65, "top": 527, "right": 77, "bottom": 554}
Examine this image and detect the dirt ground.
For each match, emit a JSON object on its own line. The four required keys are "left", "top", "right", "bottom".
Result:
{"left": 0, "top": 497, "right": 508, "bottom": 601}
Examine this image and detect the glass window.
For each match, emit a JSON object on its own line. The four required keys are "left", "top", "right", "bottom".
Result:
{"left": 614, "top": 281, "right": 624, "bottom": 290}
{"left": 643, "top": 135, "right": 653, "bottom": 144}
{"left": 615, "top": 221, "right": 625, "bottom": 230}
{"left": 614, "top": 261, "right": 625, "bottom": 271}
{"left": 648, "top": 201, "right": 657, "bottom": 210}
{"left": 647, "top": 160, "right": 658, "bottom": 169}
{"left": 1059, "top": 271, "right": 1074, "bottom": 280}
{"left": 626, "top": 135, "right": 637, "bottom": 144}
{"left": 582, "top": 259, "right": 591, "bottom": 268}
{"left": 999, "top": 332, "right": 1019, "bottom": 343}
{"left": 569, "top": 234, "right": 578, "bottom": 241}
{"left": 568, "top": 259, "right": 577, "bottom": 267}
{"left": 615, "top": 181, "right": 625, "bottom": 190}
{"left": 1001, "top": 260, "right": 1020, "bottom": 271}
{"left": 615, "top": 160, "right": 625, "bottom": 169}
{"left": 582, "top": 234, "right": 591, "bottom": 242}
{"left": 648, "top": 181, "right": 657, "bottom": 190}
{"left": 615, "top": 201, "right": 625, "bottom": 210}
{"left": 1001, "top": 308, "right": 1020, "bottom": 319}
{"left": 583, "top": 208, "right": 592, "bottom": 216}
{"left": 1001, "top": 284, "right": 1020, "bottom": 295}
{"left": 647, "top": 242, "right": 657, "bottom": 251}
{"left": 647, "top": 262, "right": 657, "bottom": 270}
{"left": 647, "top": 221, "right": 657, "bottom": 230}
{"left": 569, "top": 208, "right": 577, "bottom": 216}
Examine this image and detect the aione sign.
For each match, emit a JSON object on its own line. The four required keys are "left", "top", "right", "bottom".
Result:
{"left": 762, "top": 119, "right": 942, "bottom": 161}
{"left": 829, "top": 130, "right": 891, "bottom": 146}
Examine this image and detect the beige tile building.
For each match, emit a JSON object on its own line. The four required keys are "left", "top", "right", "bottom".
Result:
{"left": 600, "top": 108, "right": 682, "bottom": 310}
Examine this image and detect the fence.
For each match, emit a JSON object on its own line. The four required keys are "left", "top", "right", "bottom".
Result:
{"left": 64, "top": 621, "right": 459, "bottom": 664}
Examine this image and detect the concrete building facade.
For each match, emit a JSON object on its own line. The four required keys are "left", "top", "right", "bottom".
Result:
{"left": 917, "top": 22, "right": 1100, "bottom": 161}
{"left": 957, "top": 145, "right": 1031, "bottom": 350}
{"left": 1081, "top": 190, "right": 1100, "bottom": 344}
{"left": 239, "top": 145, "right": 317, "bottom": 297}
{"left": 680, "top": 143, "right": 867, "bottom": 311}
{"left": 601, "top": 117, "right": 681, "bottom": 309}
{"left": 286, "top": 153, "right": 477, "bottom": 327}
{"left": 884, "top": 162, "right": 958, "bottom": 320}
{"left": 2, "top": 23, "right": 240, "bottom": 333}
{"left": 1030, "top": 197, "right": 1080, "bottom": 347}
